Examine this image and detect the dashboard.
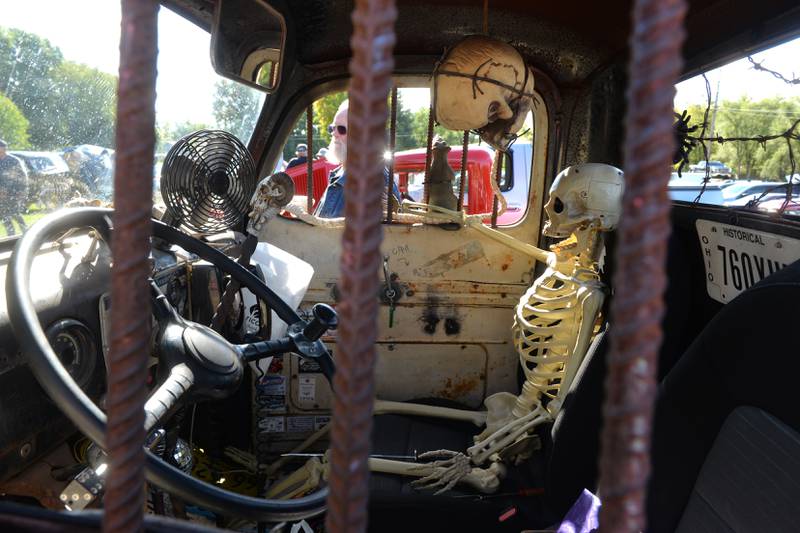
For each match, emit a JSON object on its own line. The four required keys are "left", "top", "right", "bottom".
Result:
{"left": 0, "top": 232, "right": 203, "bottom": 483}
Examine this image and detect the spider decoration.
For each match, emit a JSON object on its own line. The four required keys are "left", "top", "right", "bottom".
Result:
{"left": 673, "top": 110, "right": 699, "bottom": 176}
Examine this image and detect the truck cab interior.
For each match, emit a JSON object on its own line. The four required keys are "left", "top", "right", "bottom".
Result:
{"left": 1, "top": 1, "right": 799, "bottom": 531}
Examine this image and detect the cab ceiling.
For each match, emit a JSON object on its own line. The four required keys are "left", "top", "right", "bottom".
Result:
{"left": 163, "top": 0, "right": 800, "bottom": 83}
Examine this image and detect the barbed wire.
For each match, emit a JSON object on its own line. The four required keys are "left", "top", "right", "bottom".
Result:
{"left": 748, "top": 57, "right": 800, "bottom": 86}
{"left": 676, "top": 61, "right": 800, "bottom": 212}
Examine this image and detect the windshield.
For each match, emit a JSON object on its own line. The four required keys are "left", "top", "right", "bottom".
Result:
{"left": 0, "top": 1, "right": 266, "bottom": 238}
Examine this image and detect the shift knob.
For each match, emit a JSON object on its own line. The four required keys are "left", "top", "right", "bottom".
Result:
{"left": 302, "top": 303, "right": 338, "bottom": 340}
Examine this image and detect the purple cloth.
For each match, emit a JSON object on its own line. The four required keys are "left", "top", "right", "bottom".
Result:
{"left": 557, "top": 489, "right": 601, "bottom": 533}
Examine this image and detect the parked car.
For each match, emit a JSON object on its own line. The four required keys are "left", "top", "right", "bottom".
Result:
{"left": 722, "top": 180, "right": 788, "bottom": 205}
{"left": 690, "top": 160, "right": 733, "bottom": 177}
{"left": 9, "top": 151, "right": 74, "bottom": 208}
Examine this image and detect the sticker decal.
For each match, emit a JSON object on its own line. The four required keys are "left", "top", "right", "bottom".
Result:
{"left": 696, "top": 219, "right": 800, "bottom": 303}
{"left": 314, "top": 416, "right": 331, "bottom": 431}
{"left": 257, "top": 416, "right": 285, "bottom": 433}
{"left": 287, "top": 416, "right": 315, "bottom": 433}
{"left": 298, "top": 376, "right": 316, "bottom": 403}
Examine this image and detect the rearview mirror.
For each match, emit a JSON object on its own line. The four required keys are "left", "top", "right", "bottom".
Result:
{"left": 211, "top": 0, "right": 286, "bottom": 92}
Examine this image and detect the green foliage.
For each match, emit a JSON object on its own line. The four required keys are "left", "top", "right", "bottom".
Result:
{"left": 313, "top": 91, "right": 348, "bottom": 146}
{"left": 409, "top": 107, "right": 481, "bottom": 149}
{"left": 212, "top": 80, "right": 263, "bottom": 142}
{"left": 678, "top": 95, "right": 800, "bottom": 181}
{"left": 0, "top": 93, "right": 30, "bottom": 148}
{"left": 48, "top": 62, "right": 117, "bottom": 148}
{"left": 0, "top": 27, "right": 118, "bottom": 150}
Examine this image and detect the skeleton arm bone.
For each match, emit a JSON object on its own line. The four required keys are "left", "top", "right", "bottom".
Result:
{"left": 373, "top": 399, "right": 488, "bottom": 426}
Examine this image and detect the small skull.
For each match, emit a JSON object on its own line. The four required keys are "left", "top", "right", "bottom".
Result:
{"left": 543, "top": 163, "right": 625, "bottom": 238}
{"left": 433, "top": 36, "right": 534, "bottom": 151}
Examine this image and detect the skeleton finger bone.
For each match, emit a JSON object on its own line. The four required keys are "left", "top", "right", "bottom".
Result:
{"left": 265, "top": 457, "right": 325, "bottom": 500}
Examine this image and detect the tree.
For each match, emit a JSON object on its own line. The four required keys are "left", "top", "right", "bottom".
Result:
{"left": 47, "top": 61, "right": 117, "bottom": 148}
{"left": 313, "top": 91, "right": 348, "bottom": 146}
{"left": 212, "top": 80, "right": 262, "bottom": 142}
{"left": 0, "top": 93, "right": 30, "bottom": 148}
{"left": 0, "top": 27, "right": 64, "bottom": 149}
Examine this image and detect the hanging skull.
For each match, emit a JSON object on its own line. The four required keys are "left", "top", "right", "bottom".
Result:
{"left": 543, "top": 163, "right": 625, "bottom": 238}
{"left": 433, "top": 35, "right": 535, "bottom": 151}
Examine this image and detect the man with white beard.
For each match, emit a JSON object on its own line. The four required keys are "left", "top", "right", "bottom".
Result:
{"left": 315, "top": 99, "right": 399, "bottom": 218}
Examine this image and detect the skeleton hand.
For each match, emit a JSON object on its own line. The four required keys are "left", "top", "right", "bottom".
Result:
{"left": 409, "top": 450, "right": 471, "bottom": 495}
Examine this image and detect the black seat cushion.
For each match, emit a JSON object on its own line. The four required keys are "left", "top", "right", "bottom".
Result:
{"left": 675, "top": 406, "right": 800, "bottom": 533}
{"left": 647, "top": 258, "right": 800, "bottom": 532}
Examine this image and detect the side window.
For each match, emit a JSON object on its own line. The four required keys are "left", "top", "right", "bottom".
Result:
{"left": 278, "top": 86, "right": 534, "bottom": 225}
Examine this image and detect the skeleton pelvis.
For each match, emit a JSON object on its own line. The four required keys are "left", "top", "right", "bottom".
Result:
{"left": 474, "top": 392, "right": 518, "bottom": 442}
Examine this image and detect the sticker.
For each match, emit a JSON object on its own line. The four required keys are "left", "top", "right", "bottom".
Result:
{"left": 257, "top": 416, "right": 285, "bottom": 433}
{"left": 287, "top": 416, "right": 315, "bottom": 433}
{"left": 314, "top": 416, "right": 331, "bottom": 431}
{"left": 257, "top": 374, "right": 286, "bottom": 396}
{"left": 256, "top": 394, "right": 286, "bottom": 413}
{"left": 266, "top": 355, "right": 284, "bottom": 374}
{"left": 696, "top": 219, "right": 800, "bottom": 303}
{"left": 298, "top": 358, "right": 321, "bottom": 373}
{"left": 298, "top": 376, "right": 316, "bottom": 403}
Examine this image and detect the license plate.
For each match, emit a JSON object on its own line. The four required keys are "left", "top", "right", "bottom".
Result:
{"left": 696, "top": 219, "right": 800, "bottom": 303}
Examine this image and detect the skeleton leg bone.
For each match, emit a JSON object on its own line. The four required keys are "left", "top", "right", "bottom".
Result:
{"left": 265, "top": 457, "right": 326, "bottom": 499}
{"left": 369, "top": 457, "right": 504, "bottom": 495}
{"left": 373, "top": 399, "right": 488, "bottom": 426}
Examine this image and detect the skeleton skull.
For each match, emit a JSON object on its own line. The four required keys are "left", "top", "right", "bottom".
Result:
{"left": 433, "top": 36, "right": 534, "bottom": 151}
{"left": 543, "top": 163, "right": 624, "bottom": 238}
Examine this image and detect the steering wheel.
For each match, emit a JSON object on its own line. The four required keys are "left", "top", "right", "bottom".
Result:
{"left": 6, "top": 207, "right": 336, "bottom": 522}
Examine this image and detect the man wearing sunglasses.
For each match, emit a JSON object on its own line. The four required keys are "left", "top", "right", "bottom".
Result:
{"left": 315, "top": 99, "right": 400, "bottom": 218}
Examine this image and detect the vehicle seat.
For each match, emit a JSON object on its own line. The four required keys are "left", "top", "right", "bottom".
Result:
{"left": 647, "top": 257, "right": 800, "bottom": 532}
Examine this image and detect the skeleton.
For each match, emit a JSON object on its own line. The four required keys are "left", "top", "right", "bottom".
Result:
{"left": 382, "top": 163, "right": 625, "bottom": 493}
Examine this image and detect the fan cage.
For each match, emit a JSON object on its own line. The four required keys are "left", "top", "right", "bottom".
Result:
{"left": 161, "top": 129, "right": 257, "bottom": 234}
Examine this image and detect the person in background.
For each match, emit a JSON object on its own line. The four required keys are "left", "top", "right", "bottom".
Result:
{"left": 286, "top": 143, "right": 308, "bottom": 169}
{"left": 315, "top": 100, "right": 399, "bottom": 218}
{"left": 0, "top": 139, "right": 29, "bottom": 235}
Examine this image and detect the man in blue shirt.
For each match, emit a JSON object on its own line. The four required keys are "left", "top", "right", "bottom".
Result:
{"left": 315, "top": 100, "right": 399, "bottom": 218}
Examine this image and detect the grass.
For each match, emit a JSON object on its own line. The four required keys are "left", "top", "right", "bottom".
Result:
{"left": 0, "top": 206, "right": 50, "bottom": 238}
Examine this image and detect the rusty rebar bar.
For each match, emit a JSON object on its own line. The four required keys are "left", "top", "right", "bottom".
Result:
{"left": 422, "top": 104, "right": 435, "bottom": 204}
{"left": 597, "top": 0, "right": 687, "bottom": 532}
{"left": 386, "top": 86, "right": 397, "bottom": 223}
{"left": 458, "top": 130, "right": 468, "bottom": 211}
{"left": 490, "top": 153, "right": 500, "bottom": 228}
{"left": 104, "top": 1, "right": 159, "bottom": 532}
{"left": 307, "top": 105, "right": 314, "bottom": 213}
{"left": 325, "top": 1, "right": 396, "bottom": 532}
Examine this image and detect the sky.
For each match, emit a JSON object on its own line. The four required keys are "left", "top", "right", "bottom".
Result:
{"left": 3, "top": 1, "right": 799, "bottom": 123}
{"left": 3, "top": 0, "right": 225, "bottom": 125}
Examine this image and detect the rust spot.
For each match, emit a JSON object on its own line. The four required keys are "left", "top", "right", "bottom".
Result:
{"left": 438, "top": 376, "right": 479, "bottom": 400}
{"left": 501, "top": 263, "right": 509, "bottom": 271}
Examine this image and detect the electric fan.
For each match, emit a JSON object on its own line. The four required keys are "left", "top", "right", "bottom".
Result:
{"left": 160, "top": 130, "right": 257, "bottom": 234}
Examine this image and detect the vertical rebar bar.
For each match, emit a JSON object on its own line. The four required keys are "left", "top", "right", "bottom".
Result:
{"left": 422, "top": 105, "right": 435, "bottom": 204}
{"left": 104, "top": 1, "right": 158, "bottom": 531}
{"left": 597, "top": 0, "right": 687, "bottom": 531}
{"left": 307, "top": 105, "right": 314, "bottom": 213}
{"left": 458, "top": 130, "right": 469, "bottom": 211}
{"left": 386, "top": 86, "right": 397, "bottom": 223}
{"left": 490, "top": 152, "right": 500, "bottom": 227}
{"left": 325, "top": 0, "right": 396, "bottom": 532}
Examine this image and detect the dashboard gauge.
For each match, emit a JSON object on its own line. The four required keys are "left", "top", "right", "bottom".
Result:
{"left": 45, "top": 319, "right": 98, "bottom": 390}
